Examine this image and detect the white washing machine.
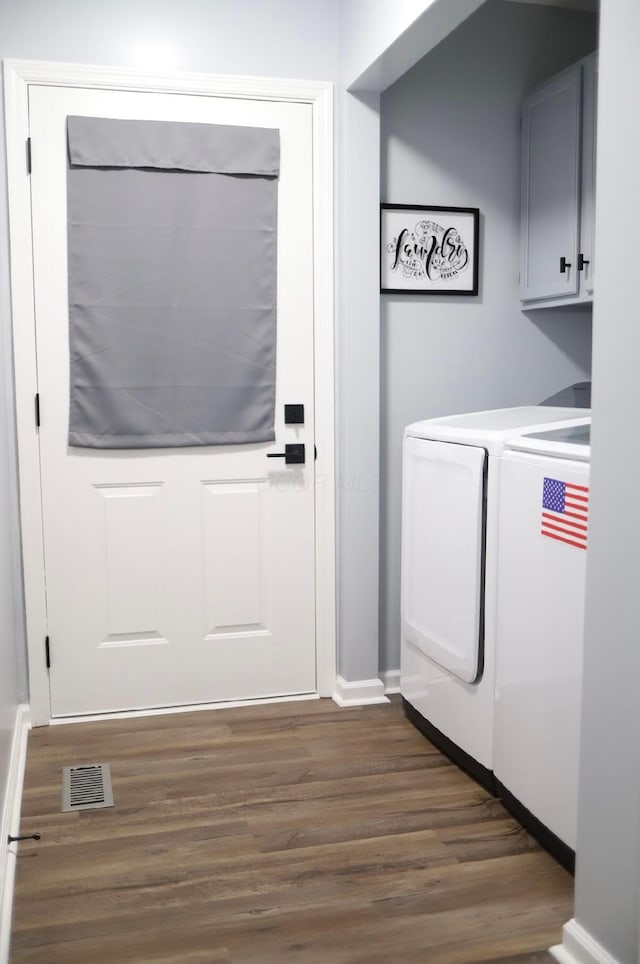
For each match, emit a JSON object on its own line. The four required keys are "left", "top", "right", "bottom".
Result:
{"left": 400, "top": 407, "right": 590, "bottom": 793}
{"left": 494, "top": 421, "right": 590, "bottom": 870}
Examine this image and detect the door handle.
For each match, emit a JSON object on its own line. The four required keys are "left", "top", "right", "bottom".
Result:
{"left": 267, "top": 443, "right": 305, "bottom": 465}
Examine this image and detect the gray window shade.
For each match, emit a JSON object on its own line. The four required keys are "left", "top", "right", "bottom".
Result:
{"left": 67, "top": 115, "right": 279, "bottom": 449}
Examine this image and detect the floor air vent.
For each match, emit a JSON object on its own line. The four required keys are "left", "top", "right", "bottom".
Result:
{"left": 61, "top": 763, "right": 114, "bottom": 812}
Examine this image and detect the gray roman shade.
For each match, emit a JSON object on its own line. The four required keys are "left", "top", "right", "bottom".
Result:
{"left": 67, "top": 115, "right": 280, "bottom": 448}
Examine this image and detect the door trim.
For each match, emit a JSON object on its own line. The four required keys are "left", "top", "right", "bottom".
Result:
{"left": 3, "top": 59, "right": 336, "bottom": 725}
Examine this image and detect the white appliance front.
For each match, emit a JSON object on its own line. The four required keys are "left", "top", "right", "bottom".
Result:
{"left": 495, "top": 439, "right": 589, "bottom": 852}
{"left": 402, "top": 437, "right": 485, "bottom": 685}
{"left": 401, "top": 452, "right": 500, "bottom": 778}
{"left": 400, "top": 406, "right": 590, "bottom": 783}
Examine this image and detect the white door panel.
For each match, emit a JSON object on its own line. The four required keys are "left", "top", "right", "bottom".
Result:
{"left": 29, "top": 84, "right": 316, "bottom": 715}
{"left": 402, "top": 437, "right": 485, "bottom": 684}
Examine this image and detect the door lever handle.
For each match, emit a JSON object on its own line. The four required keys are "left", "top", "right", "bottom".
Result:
{"left": 559, "top": 256, "right": 572, "bottom": 274}
{"left": 267, "top": 443, "right": 305, "bottom": 465}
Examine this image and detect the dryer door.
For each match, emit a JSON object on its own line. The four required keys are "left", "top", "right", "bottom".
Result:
{"left": 401, "top": 436, "right": 486, "bottom": 683}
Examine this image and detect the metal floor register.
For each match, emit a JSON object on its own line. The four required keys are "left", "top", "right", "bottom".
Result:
{"left": 61, "top": 763, "right": 114, "bottom": 812}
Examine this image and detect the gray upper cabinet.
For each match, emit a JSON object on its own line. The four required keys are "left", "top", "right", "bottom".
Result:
{"left": 579, "top": 54, "right": 597, "bottom": 301}
{"left": 520, "top": 53, "right": 597, "bottom": 308}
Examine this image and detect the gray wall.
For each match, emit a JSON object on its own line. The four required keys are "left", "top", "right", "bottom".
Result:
{"left": 379, "top": 0, "right": 598, "bottom": 673}
{"left": 573, "top": 0, "right": 640, "bottom": 958}
{"left": 336, "top": 1, "right": 494, "bottom": 685}
{"left": 0, "top": 0, "right": 340, "bottom": 78}
{"left": 336, "top": 88, "right": 383, "bottom": 682}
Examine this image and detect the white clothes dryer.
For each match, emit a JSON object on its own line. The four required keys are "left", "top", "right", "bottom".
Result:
{"left": 494, "top": 421, "right": 590, "bottom": 871}
{"left": 400, "top": 407, "right": 590, "bottom": 793}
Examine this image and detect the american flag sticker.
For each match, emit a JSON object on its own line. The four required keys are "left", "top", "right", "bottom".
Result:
{"left": 541, "top": 477, "right": 589, "bottom": 550}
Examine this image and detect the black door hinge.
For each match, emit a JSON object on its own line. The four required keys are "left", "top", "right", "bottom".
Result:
{"left": 26, "top": 138, "right": 32, "bottom": 175}
{"left": 45, "top": 636, "right": 51, "bottom": 669}
{"left": 35, "top": 393, "right": 40, "bottom": 428}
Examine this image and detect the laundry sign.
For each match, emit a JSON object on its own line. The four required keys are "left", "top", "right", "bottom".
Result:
{"left": 540, "top": 477, "right": 589, "bottom": 550}
{"left": 380, "top": 203, "right": 479, "bottom": 296}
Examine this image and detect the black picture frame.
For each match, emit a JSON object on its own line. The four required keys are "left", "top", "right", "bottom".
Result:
{"left": 380, "top": 203, "right": 480, "bottom": 296}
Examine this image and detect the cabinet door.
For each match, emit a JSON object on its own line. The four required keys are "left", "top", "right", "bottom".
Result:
{"left": 520, "top": 66, "right": 582, "bottom": 302}
{"left": 579, "top": 54, "right": 597, "bottom": 299}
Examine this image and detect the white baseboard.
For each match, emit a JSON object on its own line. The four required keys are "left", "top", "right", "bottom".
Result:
{"left": 0, "top": 704, "right": 31, "bottom": 964}
{"left": 380, "top": 669, "right": 401, "bottom": 695}
{"left": 332, "top": 675, "right": 389, "bottom": 707}
{"left": 550, "top": 919, "right": 622, "bottom": 964}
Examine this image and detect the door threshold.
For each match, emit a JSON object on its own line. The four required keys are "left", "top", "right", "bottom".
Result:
{"left": 50, "top": 692, "right": 320, "bottom": 725}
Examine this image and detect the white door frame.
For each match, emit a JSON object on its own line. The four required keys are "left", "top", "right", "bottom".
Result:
{"left": 3, "top": 59, "right": 336, "bottom": 726}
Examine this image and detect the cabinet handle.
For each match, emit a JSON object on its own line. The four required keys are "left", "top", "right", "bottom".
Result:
{"left": 578, "top": 253, "right": 590, "bottom": 272}
{"left": 559, "top": 257, "right": 572, "bottom": 274}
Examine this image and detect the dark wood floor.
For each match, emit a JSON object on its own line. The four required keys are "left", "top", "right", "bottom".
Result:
{"left": 10, "top": 697, "right": 570, "bottom": 963}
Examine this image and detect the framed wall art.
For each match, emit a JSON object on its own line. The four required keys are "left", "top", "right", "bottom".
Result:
{"left": 380, "top": 203, "right": 479, "bottom": 296}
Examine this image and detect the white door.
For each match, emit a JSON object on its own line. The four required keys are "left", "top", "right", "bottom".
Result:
{"left": 28, "top": 84, "right": 317, "bottom": 716}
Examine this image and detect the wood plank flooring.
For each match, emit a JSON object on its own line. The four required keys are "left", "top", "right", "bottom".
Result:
{"left": 10, "top": 697, "right": 571, "bottom": 963}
